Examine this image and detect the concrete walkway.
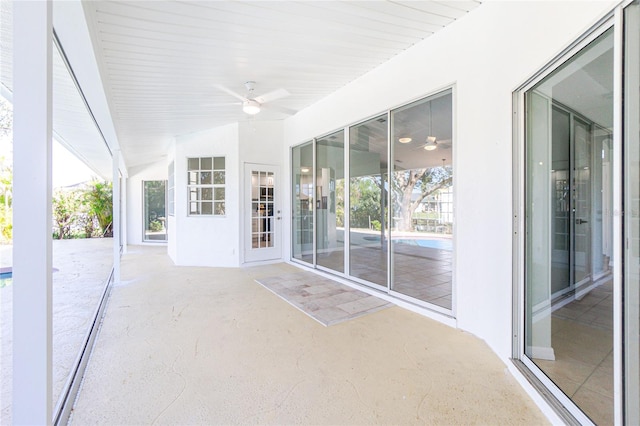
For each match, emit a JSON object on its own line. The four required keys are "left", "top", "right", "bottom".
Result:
{"left": 71, "top": 245, "right": 548, "bottom": 425}
{"left": 0, "top": 238, "right": 113, "bottom": 425}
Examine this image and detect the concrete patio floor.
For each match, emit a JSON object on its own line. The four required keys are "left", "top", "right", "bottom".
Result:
{"left": 0, "top": 238, "right": 113, "bottom": 425}
{"left": 70, "top": 245, "right": 549, "bottom": 425}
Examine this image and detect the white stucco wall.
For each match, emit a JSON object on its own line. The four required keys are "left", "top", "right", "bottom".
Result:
{"left": 126, "top": 161, "right": 168, "bottom": 246}
{"left": 170, "top": 123, "right": 241, "bottom": 267}
{"left": 282, "top": 0, "right": 617, "bottom": 361}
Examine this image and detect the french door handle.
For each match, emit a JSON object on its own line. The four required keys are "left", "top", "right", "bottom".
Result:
{"left": 576, "top": 218, "right": 588, "bottom": 224}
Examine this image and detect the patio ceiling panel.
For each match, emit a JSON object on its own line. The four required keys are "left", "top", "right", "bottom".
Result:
{"left": 81, "top": 0, "right": 481, "bottom": 169}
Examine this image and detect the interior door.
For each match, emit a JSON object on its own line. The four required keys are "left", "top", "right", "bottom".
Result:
{"left": 573, "top": 118, "right": 592, "bottom": 287}
{"left": 244, "top": 163, "right": 281, "bottom": 262}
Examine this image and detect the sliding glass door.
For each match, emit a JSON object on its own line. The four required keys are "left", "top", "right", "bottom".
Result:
{"left": 522, "top": 28, "right": 614, "bottom": 424}
{"left": 292, "top": 142, "right": 314, "bottom": 264}
{"left": 625, "top": 2, "right": 640, "bottom": 423}
{"left": 291, "top": 89, "right": 454, "bottom": 310}
{"left": 349, "top": 115, "right": 388, "bottom": 288}
{"left": 390, "top": 90, "right": 453, "bottom": 309}
{"left": 316, "top": 131, "right": 345, "bottom": 273}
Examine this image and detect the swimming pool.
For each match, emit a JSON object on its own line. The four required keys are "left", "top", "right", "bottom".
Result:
{"left": 0, "top": 271, "right": 12, "bottom": 288}
{"left": 394, "top": 238, "right": 453, "bottom": 250}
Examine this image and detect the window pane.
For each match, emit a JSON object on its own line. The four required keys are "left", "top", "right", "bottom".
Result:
{"left": 214, "top": 187, "right": 225, "bottom": 201}
{"left": 188, "top": 171, "right": 198, "bottom": 185}
{"left": 201, "top": 187, "right": 212, "bottom": 201}
{"left": 349, "top": 115, "right": 388, "bottom": 287}
{"left": 189, "top": 202, "right": 198, "bottom": 214}
{"left": 214, "top": 202, "right": 225, "bottom": 215}
{"left": 316, "top": 130, "right": 345, "bottom": 273}
{"left": 201, "top": 157, "right": 212, "bottom": 170}
{"left": 292, "top": 142, "right": 314, "bottom": 263}
{"left": 214, "top": 156, "right": 225, "bottom": 169}
{"left": 390, "top": 90, "right": 453, "bottom": 309}
{"left": 200, "top": 171, "right": 212, "bottom": 185}
{"left": 188, "top": 158, "right": 199, "bottom": 171}
{"left": 524, "top": 29, "right": 613, "bottom": 425}
{"left": 189, "top": 188, "right": 198, "bottom": 201}
{"left": 201, "top": 202, "right": 213, "bottom": 215}
{"left": 214, "top": 171, "right": 225, "bottom": 184}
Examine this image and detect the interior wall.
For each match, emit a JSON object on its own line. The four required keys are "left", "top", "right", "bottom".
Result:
{"left": 282, "top": 0, "right": 616, "bottom": 360}
{"left": 172, "top": 123, "right": 240, "bottom": 267}
{"left": 126, "top": 160, "right": 168, "bottom": 246}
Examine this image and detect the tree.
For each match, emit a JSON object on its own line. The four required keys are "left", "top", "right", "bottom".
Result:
{"left": 84, "top": 180, "right": 113, "bottom": 237}
{"left": 349, "top": 176, "right": 384, "bottom": 229}
{"left": 391, "top": 166, "right": 452, "bottom": 232}
{"left": 53, "top": 189, "right": 81, "bottom": 239}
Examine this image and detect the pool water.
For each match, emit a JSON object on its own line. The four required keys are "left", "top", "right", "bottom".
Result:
{"left": 0, "top": 272, "right": 12, "bottom": 288}
{"left": 395, "top": 238, "right": 453, "bottom": 250}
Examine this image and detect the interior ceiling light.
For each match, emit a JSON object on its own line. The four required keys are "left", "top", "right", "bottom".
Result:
{"left": 242, "top": 99, "right": 261, "bottom": 115}
{"left": 301, "top": 167, "right": 310, "bottom": 173}
{"left": 398, "top": 137, "right": 412, "bottom": 143}
{"left": 424, "top": 135, "right": 438, "bottom": 151}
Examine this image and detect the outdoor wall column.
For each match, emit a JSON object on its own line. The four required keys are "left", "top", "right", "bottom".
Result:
{"left": 121, "top": 175, "right": 128, "bottom": 253}
{"left": 113, "top": 149, "right": 121, "bottom": 282}
{"left": 12, "top": 1, "right": 53, "bottom": 424}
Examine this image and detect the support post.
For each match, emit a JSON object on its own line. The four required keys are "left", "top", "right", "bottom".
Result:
{"left": 113, "top": 150, "right": 121, "bottom": 283}
{"left": 12, "top": 1, "right": 53, "bottom": 424}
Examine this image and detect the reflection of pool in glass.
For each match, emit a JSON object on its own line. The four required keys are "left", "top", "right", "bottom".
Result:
{"left": 0, "top": 271, "right": 12, "bottom": 288}
{"left": 394, "top": 238, "right": 453, "bottom": 251}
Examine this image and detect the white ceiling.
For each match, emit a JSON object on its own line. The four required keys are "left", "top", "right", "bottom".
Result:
{"left": 2, "top": 1, "right": 482, "bottom": 174}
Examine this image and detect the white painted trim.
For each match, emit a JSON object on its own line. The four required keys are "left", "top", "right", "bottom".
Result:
{"left": 12, "top": 1, "right": 53, "bottom": 424}
{"left": 528, "top": 346, "right": 556, "bottom": 361}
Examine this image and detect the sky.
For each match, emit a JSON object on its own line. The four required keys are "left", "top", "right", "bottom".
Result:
{"left": 0, "top": 136, "right": 97, "bottom": 188}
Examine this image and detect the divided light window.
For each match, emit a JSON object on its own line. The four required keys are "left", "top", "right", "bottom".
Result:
{"left": 187, "top": 156, "right": 225, "bottom": 216}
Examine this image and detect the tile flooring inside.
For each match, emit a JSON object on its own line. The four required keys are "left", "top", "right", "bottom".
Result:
{"left": 295, "top": 237, "right": 452, "bottom": 309}
{"left": 535, "top": 278, "right": 614, "bottom": 425}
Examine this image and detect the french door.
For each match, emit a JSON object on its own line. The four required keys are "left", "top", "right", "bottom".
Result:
{"left": 244, "top": 163, "right": 281, "bottom": 263}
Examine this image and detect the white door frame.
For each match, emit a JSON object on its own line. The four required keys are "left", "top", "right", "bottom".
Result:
{"left": 243, "top": 163, "right": 282, "bottom": 263}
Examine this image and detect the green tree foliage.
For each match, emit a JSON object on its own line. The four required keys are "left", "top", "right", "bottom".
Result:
{"left": 391, "top": 166, "right": 452, "bottom": 232}
{"left": 53, "top": 189, "right": 82, "bottom": 239}
{"left": 84, "top": 180, "right": 113, "bottom": 237}
{"left": 0, "top": 97, "right": 12, "bottom": 243}
{"left": 349, "top": 177, "right": 384, "bottom": 229}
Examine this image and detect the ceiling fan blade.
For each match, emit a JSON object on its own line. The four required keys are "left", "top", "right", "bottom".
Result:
{"left": 262, "top": 103, "right": 297, "bottom": 116}
{"left": 201, "top": 102, "right": 243, "bottom": 107}
{"left": 214, "top": 84, "right": 247, "bottom": 102}
{"left": 254, "top": 88, "right": 290, "bottom": 104}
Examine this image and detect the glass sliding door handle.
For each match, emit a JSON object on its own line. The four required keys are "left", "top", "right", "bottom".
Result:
{"left": 576, "top": 218, "right": 588, "bottom": 224}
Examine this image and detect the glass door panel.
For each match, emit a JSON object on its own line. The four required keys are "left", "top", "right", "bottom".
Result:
{"left": 625, "top": 2, "right": 640, "bottom": 423}
{"left": 292, "top": 142, "right": 314, "bottom": 264}
{"left": 524, "top": 28, "right": 614, "bottom": 424}
{"left": 316, "top": 131, "right": 345, "bottom": 273}
{"left": 390, "top": 90, "right": 453, "bottom": 309}
{"left": 349, "top": 115, "right": 388, "bottom": 287}
{"left": 143, "top": 180, "right": 167, "bottom": 242}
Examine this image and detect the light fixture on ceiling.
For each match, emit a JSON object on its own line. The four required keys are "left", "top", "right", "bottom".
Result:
{"left": 424, "top": 135, "right": 437, "bottom": 151}
{"left": 301, "top": 167, "right": 310, "bottom": 173}
{"left": 398, "top": 137, "right": 412, "bottom": 143}
{"left": 424, "top": 142, "right": 437, "bottom": 151}
{"left": 243, "top": 99, "right": 261, "bottom": 115}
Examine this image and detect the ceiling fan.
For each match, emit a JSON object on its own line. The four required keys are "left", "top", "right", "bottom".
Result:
{"left": 402, "top": 137, "right": 452, "bottom": 151}
{"left": 213, "top": 81, "right": 295, "bottom": 116}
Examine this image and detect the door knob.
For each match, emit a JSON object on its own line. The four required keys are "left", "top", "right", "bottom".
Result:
{"left": 576, "top": 218, "right": 588, "bottom": 224}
